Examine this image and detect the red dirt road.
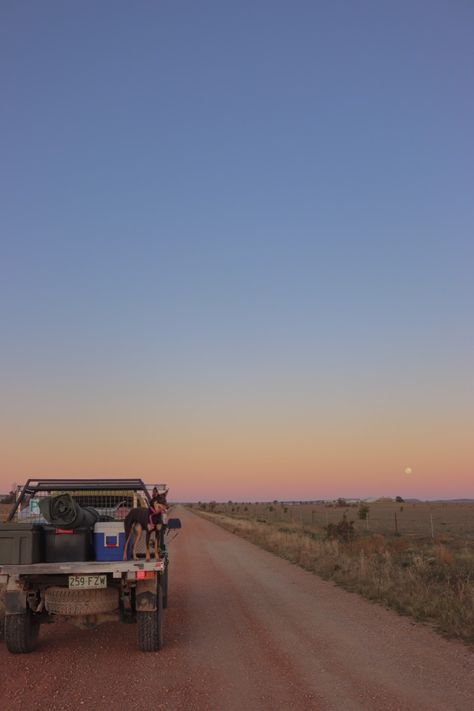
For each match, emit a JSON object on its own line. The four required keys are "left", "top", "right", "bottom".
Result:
{"left": 1, "top": 507, "right": 473, "bottom": 710}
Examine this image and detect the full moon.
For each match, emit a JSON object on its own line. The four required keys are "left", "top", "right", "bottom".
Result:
{"left": 404, "top": 466, "right": 412, "bottom": 475}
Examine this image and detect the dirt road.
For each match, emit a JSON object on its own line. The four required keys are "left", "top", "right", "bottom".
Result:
{"left": 1, "top": 507, "right": 473, "bottom": 710}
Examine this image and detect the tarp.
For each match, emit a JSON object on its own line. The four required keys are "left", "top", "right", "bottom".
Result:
{"left": 38, "top": 494, "right": 99, "bottom": 529}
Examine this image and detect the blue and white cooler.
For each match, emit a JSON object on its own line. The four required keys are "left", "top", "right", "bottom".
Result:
{"left": 94, "top": 521, "right": 125, "bottom": 561}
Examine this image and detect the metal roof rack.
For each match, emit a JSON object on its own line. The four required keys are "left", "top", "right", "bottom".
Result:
{"left": 19, "top": 478, "right": 149, "bottom": 491}
{"left": 8, "top": 478, "right": 157, "bottom": 522}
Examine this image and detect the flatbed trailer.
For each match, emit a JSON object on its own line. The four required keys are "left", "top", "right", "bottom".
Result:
{"left": 0, "top": 478, "right": 180, "bottom": 654}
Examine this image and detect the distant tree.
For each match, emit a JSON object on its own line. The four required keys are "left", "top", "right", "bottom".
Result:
{"left": 395, "top": 496, "right": 404, "bottom": 503}
{"left": 1, "top": 486, "right": 16, "bottom": 505}
{"left": 358, "top": 504, "right": 370, "bottom": 520}
{"left": 337, "top": 497, "right": 347, "bottom": 507}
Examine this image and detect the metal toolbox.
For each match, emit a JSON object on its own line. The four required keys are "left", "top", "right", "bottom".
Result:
{"left": 0, "top": 523, "right": 43, "bottom": 564}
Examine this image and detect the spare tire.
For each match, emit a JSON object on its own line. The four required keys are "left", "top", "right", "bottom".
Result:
{"left": 45, "top": 586, "right": 118, "bottom": 615}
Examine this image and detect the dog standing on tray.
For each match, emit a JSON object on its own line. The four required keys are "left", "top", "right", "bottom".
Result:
{"left": 123, "top": 496, "right": 168, "bottom": 562}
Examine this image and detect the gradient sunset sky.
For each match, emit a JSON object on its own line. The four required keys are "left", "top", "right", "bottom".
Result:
{"left": 1, "top": 2, "right": 473, "bottom": 501}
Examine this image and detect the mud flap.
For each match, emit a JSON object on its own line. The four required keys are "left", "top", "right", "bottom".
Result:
{"left": 5, "top": 592, "right": 27, "bottom": 614}
{"left": 5, "top": 578, "right": 27, "bottom": 614}
{"left": 136, "top": 578, "right": 157, "bottom": 612}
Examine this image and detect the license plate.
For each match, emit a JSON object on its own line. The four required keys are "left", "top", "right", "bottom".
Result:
{"left": 68, "top": 574, "right": 107, "bottom": 589}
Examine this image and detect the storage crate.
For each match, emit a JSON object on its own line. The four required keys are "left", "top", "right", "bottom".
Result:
{"left": 43, "top": 526, "right": 93, "bottom": 562}
{"left": 0, "top": 523, "right": 43, "bottom": 564}
{"left": 94, "top": 522, "right": 125, "bottom": 561}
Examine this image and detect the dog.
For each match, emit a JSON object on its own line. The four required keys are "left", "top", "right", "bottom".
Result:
{"left": 123, "top": 499, "right": 166, "bottom": 561}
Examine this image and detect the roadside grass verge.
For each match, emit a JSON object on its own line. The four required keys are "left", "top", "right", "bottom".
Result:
{"left": 193, "top": 509, "right": 474, "bottom": 644}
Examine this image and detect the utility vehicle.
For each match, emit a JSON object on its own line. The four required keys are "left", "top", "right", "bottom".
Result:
{"left": 0, "top": 478, "right": 181, "bottom": 653}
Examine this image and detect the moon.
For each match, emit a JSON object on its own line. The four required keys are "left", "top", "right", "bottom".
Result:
{"left": 404, "top": 466, "right": 412, "bottom": 475}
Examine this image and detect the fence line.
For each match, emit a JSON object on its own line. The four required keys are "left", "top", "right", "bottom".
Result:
{"left": 194, "top": 502, "right": 474, "bottom": 540}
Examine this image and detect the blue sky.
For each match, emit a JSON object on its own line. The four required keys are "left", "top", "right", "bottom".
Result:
{"left": 1, "top": 2, "right": 473, "bottom": 498}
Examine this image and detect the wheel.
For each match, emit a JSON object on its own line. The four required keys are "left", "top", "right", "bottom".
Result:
{"left": 162, "top": 566, "right": 169, "bottom": 609}
{"left": 137, "top": 584, "right": 163, "bottom": 652}
{"left": 4, "top": 611, "right": 40, "bottom": 654}
{"left": 45, "top": 586, "right": 118, "bottom": 615}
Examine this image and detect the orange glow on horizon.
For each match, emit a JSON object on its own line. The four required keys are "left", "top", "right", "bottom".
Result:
{"left": 1, "top": 405, "right": 472, "bottom": 501}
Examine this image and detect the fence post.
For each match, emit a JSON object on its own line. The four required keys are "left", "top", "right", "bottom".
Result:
{"left": 394, "top": 512, "right": 399, "bottom": 535}
{"left": 430, "top": 513, "right": 434, "bottom": 539}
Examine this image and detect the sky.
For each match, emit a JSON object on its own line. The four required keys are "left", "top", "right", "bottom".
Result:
{"left": 1, "top": 1, "right": 473, "bottom": 501}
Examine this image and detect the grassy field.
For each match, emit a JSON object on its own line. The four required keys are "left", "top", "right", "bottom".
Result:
{"left": 190, "top": 502, "right": 474, "bottom": 644}
{"left": 192, "top": 500, "right": 474, "bottom": 541}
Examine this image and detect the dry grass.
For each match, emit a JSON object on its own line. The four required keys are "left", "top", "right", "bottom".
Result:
{"left": 199, "top": 500, "right": 474, "bottom": 540}
{"left": 194, "top": 509, "right": 474, "bottom": 645}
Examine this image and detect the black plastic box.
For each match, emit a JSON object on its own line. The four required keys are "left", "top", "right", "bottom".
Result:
{"left": 0, "top": 523, "right": 43, "bottom": 564}
{"left": 43, "top": 526, "right": 93, "bottom": 562}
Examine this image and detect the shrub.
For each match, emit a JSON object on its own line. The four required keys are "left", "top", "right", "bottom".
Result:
{"left": 325, "top": 514, "right": 355, "bottom": 543}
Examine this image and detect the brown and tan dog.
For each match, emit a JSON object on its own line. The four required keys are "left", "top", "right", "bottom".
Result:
{"left": 123, "top": 500, "right": 166, "bottom": 561}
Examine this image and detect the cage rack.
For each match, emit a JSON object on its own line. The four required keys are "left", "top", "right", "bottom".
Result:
{"left": 8, "top": 478, "right": 168, "bottom": 524}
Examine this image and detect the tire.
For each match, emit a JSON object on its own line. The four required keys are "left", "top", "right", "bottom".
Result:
{"left": 162, "top": 566, "right": 169, "bottom": 609}
{"left": 45, "top": 586, "right": 118, "bottom": 616}
{"left": 4, "top": 611, "right": 40, "bottom": 654}
{"left": 137, "top": 584, "right": 163, "bottom": 652}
